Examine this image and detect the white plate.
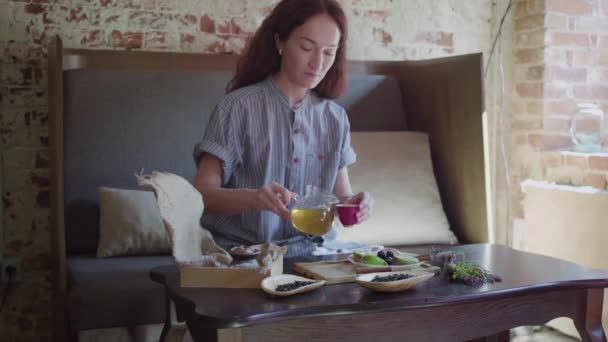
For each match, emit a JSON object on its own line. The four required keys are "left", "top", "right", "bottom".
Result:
{"left": 347, "top": 251, "right": 421, "bottom": 269}
{"left": 261, "top": 274, "right": 325, "bottom": 297}
{"left": 356, "top": 270, "right": 434, "bottom": 292}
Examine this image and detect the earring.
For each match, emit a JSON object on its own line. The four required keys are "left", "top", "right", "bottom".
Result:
{"left": 278, "top": 49, "right": 283, "bottom": 55}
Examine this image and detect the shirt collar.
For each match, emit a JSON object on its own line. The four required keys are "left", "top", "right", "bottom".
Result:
{"left": 266, "top": 76, "right": 310, "bottom": 112}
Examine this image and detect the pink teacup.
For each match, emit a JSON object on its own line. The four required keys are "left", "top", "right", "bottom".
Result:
{"left": 335, "top": 204, "right": 360, "bottom": 227}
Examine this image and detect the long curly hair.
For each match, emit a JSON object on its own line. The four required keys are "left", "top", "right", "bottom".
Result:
{"left": 226, "top": 0, "right": 348, "bottom": 99}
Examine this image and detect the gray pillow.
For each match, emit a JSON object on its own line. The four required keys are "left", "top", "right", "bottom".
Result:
{"left": 96, "top": 187, "right": 170, "bottom": 257}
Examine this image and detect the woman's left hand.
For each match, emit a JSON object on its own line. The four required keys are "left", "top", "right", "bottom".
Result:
{"left": 343, "top": 192, "right": 374, "bottom": 224}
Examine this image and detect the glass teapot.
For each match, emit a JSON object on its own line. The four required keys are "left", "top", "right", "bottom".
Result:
{"left": 290, "top": 185, "right": 339, "bottom": 236}
{"left": 569, "top": 103, "right": 605, "bottom": 153}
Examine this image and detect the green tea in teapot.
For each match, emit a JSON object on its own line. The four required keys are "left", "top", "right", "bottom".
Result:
{"left": 290, "top": 185, "right": 339, "bottom": 236}
{"left": 291, "top": 207, "right": 335, "bottom": 235}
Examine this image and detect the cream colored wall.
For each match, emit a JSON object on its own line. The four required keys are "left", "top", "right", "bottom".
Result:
{"left": 0, "top": 0, "right": 497, "bottom": 339}
{"left": 521, "top": 181, "right": 608, "bottom": 339}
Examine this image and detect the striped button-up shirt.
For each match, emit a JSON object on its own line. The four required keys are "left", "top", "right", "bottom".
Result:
{"left": 193, "top": 77, "right": 357, "bottom": 257}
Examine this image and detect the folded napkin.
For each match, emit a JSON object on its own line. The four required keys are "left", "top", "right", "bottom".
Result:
{"left": 137, "top": 171, "right": 287, "bottom": 270}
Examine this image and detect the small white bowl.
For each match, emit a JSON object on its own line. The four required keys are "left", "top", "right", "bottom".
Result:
{"left": 261, "top": 274, "right": 325, "bottom": 297}
{"left": 356, "top": 270, "right": 434, "bottom": 293}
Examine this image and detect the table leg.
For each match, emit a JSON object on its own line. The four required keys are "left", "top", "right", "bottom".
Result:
{"left": 574, "top": 288, "right": 607, "bottom": 342}
{"left": 159, "top": 295, "right": 188, "bottom": 342}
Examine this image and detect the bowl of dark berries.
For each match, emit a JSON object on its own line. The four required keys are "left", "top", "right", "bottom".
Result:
{"left": 356, "top": 270, "right": 434, "bottom": 292}
{"left": 261, "top": 274, "right": 326, "bottom": 297}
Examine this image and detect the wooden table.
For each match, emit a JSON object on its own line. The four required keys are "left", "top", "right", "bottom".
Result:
{"left": 150, "top": 244, "right": 608, "bottom": 342}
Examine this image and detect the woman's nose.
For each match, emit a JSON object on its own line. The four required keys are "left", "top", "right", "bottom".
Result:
{"left": 309, "top": 52, "right": 322, "bottom": 70}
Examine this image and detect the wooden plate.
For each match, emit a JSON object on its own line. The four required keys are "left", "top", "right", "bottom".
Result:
{"left": 355, "top": 270, "right": 434, "bottom": 292}
{"left": 261, "top": 274, "right": 325, "bottom": 297}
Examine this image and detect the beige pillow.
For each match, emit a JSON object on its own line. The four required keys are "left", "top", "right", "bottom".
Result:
{"left": 97, "top": 187, "right": 171, "bottom": 257}
{"left": 335, "top": 131, "right": 458, "bottom": 246}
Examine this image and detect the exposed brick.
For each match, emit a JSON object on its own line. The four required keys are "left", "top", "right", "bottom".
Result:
{"left": 216, "top": 19, "right": 231, "bottom": 35}
{"left": 515, "top": 133, "right": 528, "bottom": 145}
{"left": 582, "top": 173, "right": 607, "bottom": 189}
{"left": 544, "top": 116, "right": 570, "bottom": 132}
{"left": 593, "top": 85, "right": 608, "bottom": 99}
{"left": 515, "top": 15, "right": 544, "bottom": 32}
{"left": 366, "top": 9, "right": 389, "bottom": 22}
{"left": 545, "top": 66, "right": 587, "bottom": 82}
{"left": 589, "top": 156, "right": 608, "bottom": 170}
{"left": 548, "top": 32, "right": 591, "bottom": 47}
{"left": 144, "top": 31, "right": 179, "bottom": 50}
{"left": 30, "top": 172, "right": 49, "bottom": 188}
{"left": 528, "top": 133, "right": 572, "bottom": 149}
{"left": 546, "top": 0, "right": 593, "bottom": 15}
{"left": 574, "top": 85, "right": 593, "bottom": 99}
{"left": 109, "top": 30, "right": 143, "bottom": 49}
{"left": 35, "top": 151, "right": 49, "bottom": 168}
{"left": 512, "top": 115, "right": 543, "bottom": 130}
{"left": 565, "top": 155, "right": 588, "bottom": 168}
{"left": 78, "top": 29, "right": 106, "bottom": 47}
{"left": 415, "top": 32, "right": 453, "bottom": 47}
{"left": 128, "top": 11, "right": 175, "bottom": 31}
{"left": 200, "top": 15, "right": 215, "bottom": 33}
{"left": 542, "top": 151, "right": 564, "bottom": 167}
{"left": 546, "top": 13, "right": 568, "bottom": 30}
{"left": 575, "top": 50, "right": 608, "bottom": 66}
{"left": 526, "top": 100, "right": 544, "bottom": 115}
{"left": 545, "top": 84, "right": 567, "bottom": 98}
{"left": 525, "top": 65, "right": 544, "bottom": 80}
{"left": 514, "top": 0, "right": 544, "bottom": 17}
{"left": 546, "top": 100, "right": 576, "bottom": 115}
{"left": 516, "top": 83, "right": 543, "bottom": 98}
{"left": 515, "top": 48, "right": 544, "bottom": 64}
{"left": 35, "top": 190, "right": 49, "bottom": 208}
{"left": 515, "top": 29, "right": 545, "bottom": 47}
{"left": 25, "top": 3, "right": 46, "bottom": 15}
{"left": 373, "top": 28, "right": 392, "bottom": 44}
{"left": 574, "top": 16, "right": 608, "bottom": 33}
{"left": 546, "top": 49, "right": 568, "bottom": 65}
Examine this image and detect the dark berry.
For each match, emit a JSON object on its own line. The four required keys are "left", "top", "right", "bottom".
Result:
{"left": 386, "top": 251, "right": 394, "bottom": 258}
{"left": 371, "top": 273, "right": 413, "bottom": 282}
{"left": 275, "top": 281, "right": 315, "bottom": 292}
{"left": 377, "top": 251, "right": 387, "bottom": 259}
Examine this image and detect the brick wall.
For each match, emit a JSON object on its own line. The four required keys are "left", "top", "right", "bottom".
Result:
{"left": 512, "top": 0, "right": 608, "bottom": 223}
{"left": 0, "top": 0, "right": 494, "bottom": 339}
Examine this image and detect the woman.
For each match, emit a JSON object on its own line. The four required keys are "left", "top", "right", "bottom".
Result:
{"left": 193, "top": 0, "right": 374, "bottom": 257}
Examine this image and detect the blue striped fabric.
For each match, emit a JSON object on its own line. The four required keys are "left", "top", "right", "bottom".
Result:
{"left": 193, "top": 77, "right": 357, "bottom": 257}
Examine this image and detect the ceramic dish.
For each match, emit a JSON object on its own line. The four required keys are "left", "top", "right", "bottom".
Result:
{"left": 347, "top": 250, "right": 421, "bottom": 269}
{"left": 355, "top": 270, "right": 434, "bottom": 292}
{"left": 261, "top": 274, "right": 326, "bottom": 297}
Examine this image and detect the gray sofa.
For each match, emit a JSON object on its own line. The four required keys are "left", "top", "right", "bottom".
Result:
{"left": 61, "top": 64, "right": 407, "bottom": 333}
{"left": 50, "top": 37, "right": 486, "bottom": 339}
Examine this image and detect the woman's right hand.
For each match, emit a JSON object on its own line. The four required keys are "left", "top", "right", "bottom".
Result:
{"left": 251, "top": 182, "right": 296, "bottom": 220}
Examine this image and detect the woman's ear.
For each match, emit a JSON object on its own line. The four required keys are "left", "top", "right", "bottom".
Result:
{"left": 274, "top": 33, "right": 283, "bottom": 56}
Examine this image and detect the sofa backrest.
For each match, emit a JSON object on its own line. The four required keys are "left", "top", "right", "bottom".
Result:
{"left": 63, "top": 70, "right": 406, "bottom": 255}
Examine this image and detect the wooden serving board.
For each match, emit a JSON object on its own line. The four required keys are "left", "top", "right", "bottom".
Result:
{"left": 293, "top": 259, "right": 440, "bottom": 284}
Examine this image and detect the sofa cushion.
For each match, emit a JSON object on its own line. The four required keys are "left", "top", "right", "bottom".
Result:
{"left": 336, "top": 131, "right": 458, "bottom": 246}
{"left": 67, "top": 255, "right": 175, "bottom": 330}
{"left": 97, "top": 187, "right": 170, "bottom": 257}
